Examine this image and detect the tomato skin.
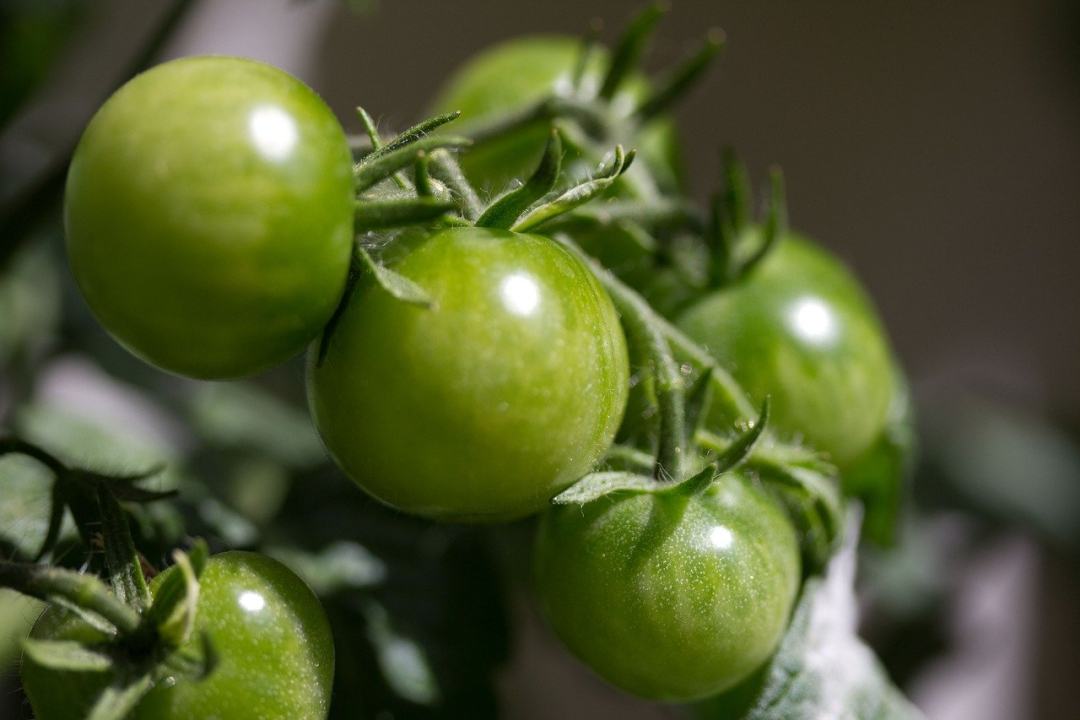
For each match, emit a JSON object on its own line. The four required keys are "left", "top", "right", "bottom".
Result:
{"left": 307, "top": 226, "right": 629, "bottom": 522}
{"left": 676, "top": 234, "right": 898, "bottom": 469}
{"left": 21, "top": 552, "right": 334, "bottom": 720}
{"left": 65, "top": 56, "right": 354, "bottom": 379}
{"left": 534, "top": 473, "right": 800, "bottom": 701}
{"left": 429, "top": 36, "right": 682, "bottom": 196}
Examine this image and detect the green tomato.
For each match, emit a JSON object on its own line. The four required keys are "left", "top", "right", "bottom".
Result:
{"left": 534, "top": 472, "right": 801, "bottom": 701}
{"left": 429, "top": 36, "right": 682, "bottom": 196}
{"left": 677, "top": 234, "right": 899, "bottom": 469}
{"left": 307, "top": 226, "right": 629, "bottom": 522}
{"left": 22, "top": 552, "right": 334, "bottom": 720}
{"left": 65, "top": 56, "right": 354, "bottom": 379}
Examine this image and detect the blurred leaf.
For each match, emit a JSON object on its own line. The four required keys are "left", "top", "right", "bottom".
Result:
{"left": 188, "top": 383, "right": 323, "bottom": 468}
{"left": 922, "top": 396, "right": 1080, "bottom": 553}
{"left": 269, "top": 541, "right": 386, "bottom": 596}
{"left": 0, "top": 453, "right": 73, "bottom": 558}
{"left": 365, "top": 601, "right": 440, "bottom": 705}
{"left": 0, "top": 241, "right": 60, "bottom": 366}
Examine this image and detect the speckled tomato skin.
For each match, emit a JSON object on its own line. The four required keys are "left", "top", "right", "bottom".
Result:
{"left": 534, "top": 473, "right": 800, "bottom": 701}
{"left": 307, "top": 226, "right": 629, "bottom": 522}
{"left": 65, "top": 56, "right": 354, "bottom": 379}
{"left": 21, "top": 552, "right": 334, "bottom": 720}
{"left": 677, "top": 234, "right": 898, "bottom": 469}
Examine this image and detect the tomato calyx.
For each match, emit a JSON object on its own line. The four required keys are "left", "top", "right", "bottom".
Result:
{"left": 0, "top": 439, "right": 218, "bottom": 720}
{"left": 452, "top": 4, "right": 722, "bottom": 202}
{"left": 707, "top": 149, "right": 789, "bottom": 288}
{"left": 550, "top": 236, "right": 845, "bottom": 571}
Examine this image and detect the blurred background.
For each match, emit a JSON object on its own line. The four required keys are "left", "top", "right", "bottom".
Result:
{"left": 1, "top": 1, "right": 1078, "bottom": 719}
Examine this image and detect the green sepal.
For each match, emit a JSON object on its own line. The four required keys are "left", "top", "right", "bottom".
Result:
{"left": 354, "top": 135, "right": 471, "bottom": 193}
{"left": 635, "top": 28, "right": 725, "bottom": 122}
{"left": 97, "top": 485, "right": 150, "bottom": 610}
{"left": 85, "top": 673, "right": 156, "bottom": 720}
{"left": 158, "top": 630, "right": 218, "bottom": 683}
{"left": 20, "top": 638, "right": 113, "bottom": 672}
{"left": 145, "top": 540, "right": 209, "bottom": 648}
{"left": 353, "top": 196, "right": 456, "bottom": 231}
{"left": 355, "top": 107, "right": 408, "bottom": 190}
{"left": 476, "top": 129, "right": 562, "bottom": 229}
{"left": 368, "top": 111, "right": 462, "bottom": 160}
{"left": 598, "top": 2, "right": 666, "bottom": 100}
{"left": 671, "top": 400, "right": 769, "bottom": 497}
{"left": 684, "top": 368, "right": 716, "bottom": 441}
{"left": 510, "top": 145, "right": 636, "bottom": 232}
{"left": 353, "top": 245, "right": 432, "bottom": 307}
{"left": 735, "top": 167, "right": 786, "bottom": 281}
{"left": 552, "top": 471, "right": 662, "bottom": 506}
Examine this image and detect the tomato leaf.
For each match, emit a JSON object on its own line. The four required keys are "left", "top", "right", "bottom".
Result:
{"left": 21, "top": 638, "right": 112, "bottom": 672}
{"left": 552, "top": 471, "right": 660, "bottom": 505}
{"left": 267, "top": 540, "right": 386, "bottom": 596}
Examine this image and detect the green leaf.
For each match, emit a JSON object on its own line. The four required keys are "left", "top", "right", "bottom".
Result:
{"left": 552, "top": 471, "right": 660, "bottom": 505}
{"left": 697, "top": 514, "right": 923, "bottom": 720}
{"left": 510, "top": 146, "right": 636, "bottom": 232}
{"left": 21, "top": 638, "right": 112, "bottom": 672}
{"left": 0, "top": 453, "right": 66, "bottom": 559}
{"left": 354, "top": 245, "right": 432, "bottom": 306}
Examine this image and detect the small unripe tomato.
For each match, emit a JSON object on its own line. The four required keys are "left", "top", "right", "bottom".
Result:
{"left": 65, "top": 56, "right": 354, "bottom": 379}
{"left": 21, "top": 552, "right": 334, "bottom": 720}
{"left": 534, "top": 472, "right": 801, "bottom": 701}
{"left": 677, "top": 234, "right": 899, "bottom": 470}
{"left": 430, "top": 36, "right": 682, "bottom": 196}
{"left": 307, "top": 226, "right": 629, "bottom": 522}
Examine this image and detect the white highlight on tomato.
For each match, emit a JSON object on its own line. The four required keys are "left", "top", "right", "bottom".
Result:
{"left": 788, "top": 296, "right": 838, "bottom": 345}
{"left": 249, "top": 105, "right": 298, "bottom": 161}
{"left": 500, "top": 273, "right": 540, "bottom": 316}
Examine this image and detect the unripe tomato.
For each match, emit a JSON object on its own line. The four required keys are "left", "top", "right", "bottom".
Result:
{"left": 534, "top": 472, "right": 800, "bottom": 701}
{"left": 677, "top": 234, "right": 899, "bottom": 470}
{"left": 65, "top": 56, "right": 354, "bottom": 379}
{"left": 22, "top": 552, "right": 334, "bottom": 720}
{"left": 429, "top": 36, "right": 682, "bottom": 196}
{"left": 307, "top": 226, "right": 629, "bottom": 522}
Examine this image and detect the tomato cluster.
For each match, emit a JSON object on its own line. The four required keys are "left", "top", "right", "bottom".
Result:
{"left": 26, "top": 9, "right": 910, "bottom": 715}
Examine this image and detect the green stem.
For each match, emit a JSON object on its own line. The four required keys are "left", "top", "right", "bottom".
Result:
{"left": 0, "top": 563, "right": 141, "bottom": 635}
{"left": 553, "top": 236, "right": 685, "bottom": 481}
{"left": 428, "top": 150, "right": 483, "bottom": 220}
